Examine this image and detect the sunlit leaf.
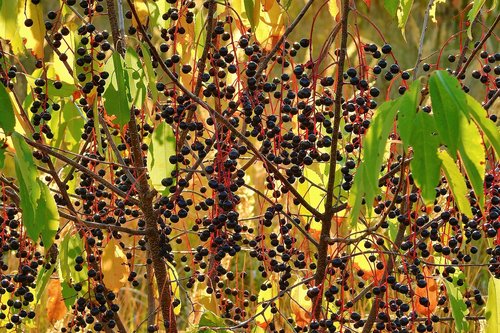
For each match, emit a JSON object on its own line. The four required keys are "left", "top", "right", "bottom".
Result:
{"left": 290, "top": 283, "right": 312, "bottom": 327}
{"left": 102, "top": 238, "right": 130, "bottom": 293}
{"left": 486, "top": 275, "right": 500, "bottom": 333}
{"left": 438, "top": 150, "right": 473, "bottom": 218}
{"left": 243, "top": 0, "right": 261, "bottom": 33}
{"left": 328, "top": 0, "right": 340, "bottom": 20}
{"left": 27, "top": 68, "right": 76, "bottom": 98}
{"left": 0, "top": 0, "right": 23, "bottom": 54}
{"left": 18, "top": 0, "right": 44, "bottom": 58}
{"left": 255, "top": 279, "right": 279, "bottom": 328}
{"left": 429, "top": 0, "right": 446, "bottom": 22}
{"left": 0, "top": 83, "right": 15, "bottom": 135}
{"left": 167, "top": 261, "right": 182, "bottom": 315}
{"left": 147, "top": 122, "right": 176, "bottom": 195}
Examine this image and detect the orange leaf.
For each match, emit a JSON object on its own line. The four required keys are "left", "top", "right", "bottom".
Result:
{"left": 261, "top": 0, "right": 274, "bottom": 11}
{"left": 414, "top": 266, "right": 438, "bottom": 316}
{"left": 47, "top": 279, "right": 67, "bottom": 324}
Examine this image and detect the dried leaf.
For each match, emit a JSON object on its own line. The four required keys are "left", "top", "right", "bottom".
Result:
{"left": 47, "top": 279, "right": 67, "bottom": 324}
{"left": 101, "top": 238, "right": 130, "bottom": 292}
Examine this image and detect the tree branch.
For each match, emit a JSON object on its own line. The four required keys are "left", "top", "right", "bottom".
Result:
{"left": 313, "top": 0, "right": 350, "bottom": 319}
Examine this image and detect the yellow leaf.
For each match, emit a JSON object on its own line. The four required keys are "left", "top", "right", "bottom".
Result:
{"left": 167, "top": 261, "right": 182, "bottom": 315}
{"left": 132, "top": 0, "right": 150, "bottom": 27}
{"left": 328, "top": 0, "right": 340, "bottom": 20}
{"left": 101, "top": 238, "right": 130, "bottom": 292}
{"left": 47, "top": 279, "right": 67, "bottom": 324}
{"left": 254, "top": 0, "right": 284, "bottom": 50}
{"left": 429, "top": 0, "right": 446, "bottom": 23}
{"left": 256, "top": 279, "right": 279, "bottom": 328}
{"left": 290, "top": 283, "right": 312, "bottom": 327}
{"left": 0, "top": 0, "right": 24, "bottom": 55}
{"left": 18, "top": 1, "right": 45, "bottom": 59}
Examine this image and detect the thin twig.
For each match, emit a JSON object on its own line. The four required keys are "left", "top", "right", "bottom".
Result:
{"left": 456, "top": 14, "right": 500, "bottom": 78}
{"left": 25, "top": 138, "right": 140, "bottom": 206}
{"left": 413, "top": 0, "right": 435, "bottom": 80}
{"left": 126, "top": 0, "right": 325, "bottom": 219}
{"left": 254, "top": 0, "right": 315, "bottom": 81}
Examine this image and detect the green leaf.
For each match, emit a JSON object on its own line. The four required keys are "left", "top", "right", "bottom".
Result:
{"left": 12, "top": 132, "right": 59, "bottom": 248}
{"left": 1, "top": 0, "right": 24, "bottom": 56}
{"left": 397, "top": 0, "right": 414, "bottom": 37}
{"left": 36, "top": 179, "right": 59, "bottom": 248}
{"left": 244, "top": 0, "right": 260, "bottom": 32}
{"left": 35, "top": 266, "right": 54, "bottom": 303}
{"left": 26, "top": 71, "right": 76, "bottom": 98}
{"left": 125, "top": 47, "right": 147, "bottom": 108}
{"left": 486, "top": 275, "right": 500, "bottom": 333}
{"left": 104, "top": 52, "right": 130, "bottom": 126}
{"left": 199, "top": 310, "right": 228, "bottom": 333}
{"left": 12, "top": 132, "right": 41, "bottom": 242}
{"left": 0, "top": 84, "right": 15, "bottom": 134}
{"left": 438, "top": 150, "right": 473, "bottom": 217}
{"left": 384, "top": 0, "right": 399, "bottom": 16}
{"left": 140, "top": 44, "right": 159, "bottom": 101}
{"left": 147, "top": 122, "right": 176, "bottom": 195}
{"left": 457, "top": 116, "right": 485, "bottom": 208}
{"left": 429, "top": 71, "right": 466, "bottom": 158}
{"left": 0, "top": 145, "right": 5, "bottom": 170}
{"left": 467, "top": 0, "right": 486, "bottom": 39}
{"left": 58, "top": 233, "right": 88, "bottom": 309}
{"left": 410, "top": 112, "right": 442, "bottom": 204}
{"left": 444, "top": 277, "right": 469, "bottom": 332}
{"left": 349, "top": 99, "right": 399, "bottom": 227}
{"left": 465, "top": 94, "right": 500, "bottom": 156}
{"left": 397, "top": 80, "right": 421, "bottom": 149}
